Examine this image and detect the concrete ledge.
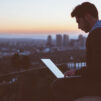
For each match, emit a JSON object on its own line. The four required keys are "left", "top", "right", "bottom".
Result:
{"left": 75, "top": 96, "right": 101, "bottom": 101}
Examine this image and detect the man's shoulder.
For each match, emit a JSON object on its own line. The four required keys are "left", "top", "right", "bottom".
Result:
{"left": 87, "top": 28, "right": 101, "bottom": 44}
{"left": 89, "top": 27, "right": 101, "bottom": 38}
{"left": 90, "top": 27, "right": 101, "bottom": 35}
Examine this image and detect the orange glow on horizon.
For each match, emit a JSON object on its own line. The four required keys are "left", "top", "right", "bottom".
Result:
{"left": 0, "top": 29, "right": 79, "bottom": 33}
{"left": 0, "top": 23, "right": 79, "bottom": 33}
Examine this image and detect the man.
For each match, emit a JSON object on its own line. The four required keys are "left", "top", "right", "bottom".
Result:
{"left": 65, "top": 2, "right": 101, "bottom": 79}
{"left": 52, "top": 2, "right": 101, "bottom": 101}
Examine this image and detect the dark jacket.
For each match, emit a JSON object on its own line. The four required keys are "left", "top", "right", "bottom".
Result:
{"left": 76, "top": 28, "right": 101, "bottom": 79}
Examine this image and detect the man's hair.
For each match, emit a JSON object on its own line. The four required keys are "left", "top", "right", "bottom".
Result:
{"left": 71, "top": 2, "right": 98, "bottom": 18}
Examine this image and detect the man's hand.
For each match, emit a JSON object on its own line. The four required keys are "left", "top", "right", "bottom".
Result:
{"left": 64, "top": 69, "right": 76, "bottom": 77}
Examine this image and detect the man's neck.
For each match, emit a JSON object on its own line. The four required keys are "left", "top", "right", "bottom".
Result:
{"left": 90, "top": 18, "right": 98, "bottom": 29}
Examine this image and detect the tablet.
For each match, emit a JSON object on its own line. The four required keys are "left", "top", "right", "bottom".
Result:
{"left": 41, "top": 59, "right": 64, "bottom": 78}
{"left": 41, "top": 59, "right": 81, "bottom": 79}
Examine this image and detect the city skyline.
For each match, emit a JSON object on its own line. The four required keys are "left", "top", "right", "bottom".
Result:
{"left": 0, "top": 32, "right": 87, "bottom": 40}
{"left": 0, "top": 0, "right": 101, "bottom": 34}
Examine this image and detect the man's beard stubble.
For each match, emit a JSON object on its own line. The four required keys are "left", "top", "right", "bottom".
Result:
{"left": 84, "top": 19, "right": 91, "bottom": 33}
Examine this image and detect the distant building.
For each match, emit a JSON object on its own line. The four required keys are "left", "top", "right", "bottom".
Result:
{"left": 46, "top": 35, "right": 52, "bottom": 47}
{"left": 78, "top": 34, "right": 86, "bottom": 49}
{"left": 69, "top": 39, "right": 76, "bottom": 48}
{"left": 56, "top": 34, "right": 62, "bottom": 47}
{"left": 63, "top": 34, "right": 69, "bottom": 47}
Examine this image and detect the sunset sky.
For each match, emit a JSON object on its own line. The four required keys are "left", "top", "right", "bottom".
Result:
{"left": 0, "top": 0, "right": 101, "bottom": 35}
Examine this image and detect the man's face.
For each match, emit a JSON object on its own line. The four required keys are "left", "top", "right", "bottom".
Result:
{"left": 76, "top": 17, "right": 90, "bottom": 33}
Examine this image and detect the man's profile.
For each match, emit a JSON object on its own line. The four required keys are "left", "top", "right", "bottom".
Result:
{"left": 52, "top": 2, "right": 101, "bottom": 101}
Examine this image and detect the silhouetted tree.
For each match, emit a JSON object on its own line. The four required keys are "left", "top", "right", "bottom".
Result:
{"left": 11, "top": 53, "right": 20, "bottom": 68}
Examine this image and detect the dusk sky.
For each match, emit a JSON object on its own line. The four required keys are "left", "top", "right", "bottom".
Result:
{"left": 0, "top": 0, "right": 101, "bottom": 35}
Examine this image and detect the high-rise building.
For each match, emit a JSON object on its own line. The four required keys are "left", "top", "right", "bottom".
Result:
{"left": 46, "top": 35, "right": 52, "bottom": 47}
{"left": 63, "top": 34, "right": 69, "bottom": 47}
{"left": 78, "top": 34, "right": 86, "bottom": 49}
{"left": 56, "top": 34, "right": 62, "bottom": 47}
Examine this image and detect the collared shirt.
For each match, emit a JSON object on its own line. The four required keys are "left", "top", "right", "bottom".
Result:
{"left": 90, "top": 20, "right": 101, "bottom": 33}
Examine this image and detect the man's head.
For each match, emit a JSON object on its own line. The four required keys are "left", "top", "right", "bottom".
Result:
{"left": 71, "top": 2, "right": 99, "bottom": 32}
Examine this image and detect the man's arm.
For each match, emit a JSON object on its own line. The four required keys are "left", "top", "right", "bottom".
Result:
{"left": 90, "top": 29, "right": 101, "bottom": 77}
{"left": 64, "top": 67, "right": 87, "bottom": 77}
{"left": 75, "top": 67, "right": 87, "bottom": 76}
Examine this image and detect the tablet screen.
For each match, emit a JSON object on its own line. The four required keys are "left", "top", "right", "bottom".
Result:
{"left": 41, "top": 59, "right": 64, "bottom": 78}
